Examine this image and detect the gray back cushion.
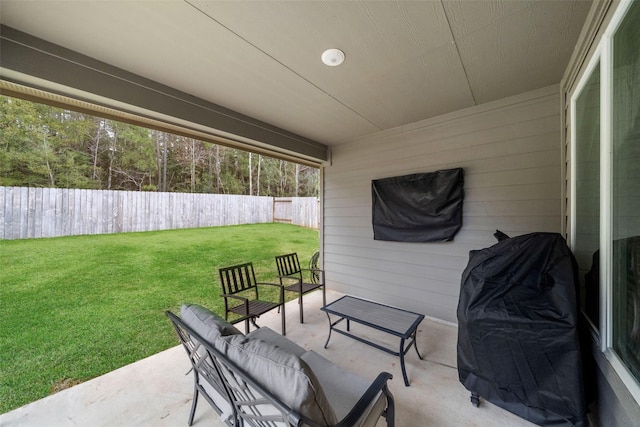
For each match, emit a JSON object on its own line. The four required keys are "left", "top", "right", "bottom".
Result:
{"left": 215, "top": 334, "right": 337, "bottom": 425}
{"left": 246, "top": 327, "right": 306, "bottom": 357}
{"left": 180, "top": 303, "right": 242, "bottom": 344}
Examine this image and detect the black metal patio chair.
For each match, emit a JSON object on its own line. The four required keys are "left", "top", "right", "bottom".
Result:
{"left": 275, "top": 252, "right": 325, "bottom": 324}
{"left": 218, "top": 262, "right": 286, "bottom": 335}
{"left": 309, "top": 250, "right": 321, "bottom": 284}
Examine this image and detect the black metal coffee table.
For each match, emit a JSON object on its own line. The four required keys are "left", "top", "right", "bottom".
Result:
{"left": 321, "top": 295, "right": 425, "bottom": 386}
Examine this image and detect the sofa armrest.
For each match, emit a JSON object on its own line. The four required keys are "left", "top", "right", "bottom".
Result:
{"left": 300, "top": 351, "right": 394, "bottom": 427}
{"left": 333, "top": 373, "right": 393, "bottom": 427}
{"left": 287, "top": 372, "right": 393, "bottom": 427}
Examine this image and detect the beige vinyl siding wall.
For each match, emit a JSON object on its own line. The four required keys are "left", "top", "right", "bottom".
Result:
{"left": 322, "top": 85, "right": 562, "bottom": 323}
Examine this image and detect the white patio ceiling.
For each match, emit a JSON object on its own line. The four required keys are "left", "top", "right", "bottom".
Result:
{"left": 0, "top": 0, "right": 592, "bottom": 147}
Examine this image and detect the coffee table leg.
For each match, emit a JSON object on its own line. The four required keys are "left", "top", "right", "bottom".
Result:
{"left": 323, "top": 312, "right": 333, "bottom": 349}
{"left": 399, "top": 338, "right": 410, "bottom": 386}
{"left": 413, "top": 331, "right": 423, "bottom": 360}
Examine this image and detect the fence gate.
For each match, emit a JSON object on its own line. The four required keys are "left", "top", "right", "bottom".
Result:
{"left": 273, "top": 198, "right": 292, "bottom": 224}
{"left": 273, "top": 197, "right": 319, "bottom": 229}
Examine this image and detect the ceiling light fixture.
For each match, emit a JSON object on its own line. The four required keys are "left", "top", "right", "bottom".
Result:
{"left": 321, "top": 48, "right": 345, "bottom": 66}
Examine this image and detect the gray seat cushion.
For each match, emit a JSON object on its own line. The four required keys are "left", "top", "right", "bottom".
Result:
{"left": 215, "top": 334, "right": 338, "bottom": 425}
{"left": 180, "top": 303, "right": 243, "bottom": 344}
{"left": 301, "top": 351, "right": 387, "bottom": 427}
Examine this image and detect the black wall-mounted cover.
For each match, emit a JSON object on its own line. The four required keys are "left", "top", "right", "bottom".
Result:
{"left": 457, "top": 232, "right": 586, "bottom": 426}
{"left": 371, "top": 168, "right": 464, "bottom": 242}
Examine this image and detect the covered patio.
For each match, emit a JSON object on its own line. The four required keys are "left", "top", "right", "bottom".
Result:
{"left": 2, "top": 0, "right": 640, "bottom": 425}
{"left": 0, "top": 290, "right": 535, "bottom": 427}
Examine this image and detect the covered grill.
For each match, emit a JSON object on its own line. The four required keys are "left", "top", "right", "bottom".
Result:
{"left": 457, "top": 232, "right": 587, "bottom": 426}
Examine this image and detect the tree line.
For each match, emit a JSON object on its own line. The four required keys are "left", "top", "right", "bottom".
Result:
{"left": 0, "top": 96, "right": 319, "bottom": 197}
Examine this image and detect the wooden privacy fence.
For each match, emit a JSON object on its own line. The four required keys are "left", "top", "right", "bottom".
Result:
{"left": 0, "top": 187, "right": 319, "bottom": 240}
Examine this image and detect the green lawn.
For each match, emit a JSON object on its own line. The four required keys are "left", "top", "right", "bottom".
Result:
{"left": 0, "top": 223, "right": 319, "bottom": 414}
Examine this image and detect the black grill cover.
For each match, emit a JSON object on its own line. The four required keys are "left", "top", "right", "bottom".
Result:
{"left": 457, "top": 232, "right": 586, "bottom": 426}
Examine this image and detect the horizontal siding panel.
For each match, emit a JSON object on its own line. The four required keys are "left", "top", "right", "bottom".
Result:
{"left": 326, "top": 268, "right": 460, "bottom": 308}
{"left": 466, "top": 165, "right": 561, "bottom": 188}
{"left": 324, "top": 148, "right": 560, "bottom": 192}
{"left": 323, "top": 230, "right": 501, "bottom": 254}
{"left": 423, "top": 117, "right": 559, "bottom": 152}
{"left": 327, "top": 254, "right": 465, "bottom": 287}
{"left": 323, "top": 216, "right": 373, "bottom": 227}
{"left": 468, "top": 182, "right": 560, "bottom": 201}
{"left": 324, "top": 237, "right": 477, "bottom": 257}
{"left": 321, "top": 205, "right": 371, "bottom": 217}
{"left": 323, "top": 225, "right": 371, "bottom": 238}
{"left": 327, "top": 258, "right": 460, "bottom": 294}
{"left": 464, "top": 200, "right": 560, "bottom": 216}
{"left": 324, "top": 242, "right": 469, "bottom": 271}
{"left": 462, "top": 216, "right": 561, "bottom": 232}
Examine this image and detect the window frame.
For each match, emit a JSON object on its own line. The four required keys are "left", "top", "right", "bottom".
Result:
{"left": 570, "top": 51, "right": 602, "bottom": 332}
{"left": 569, "top": 0, "right": 640, "bottom": 403}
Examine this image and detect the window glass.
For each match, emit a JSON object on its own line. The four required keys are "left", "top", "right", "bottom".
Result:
{"left": 575, "top": 63, "right": 601, "bottom": 329}
{"left": 612, "top": 0, "right": 640, "bottom": 383}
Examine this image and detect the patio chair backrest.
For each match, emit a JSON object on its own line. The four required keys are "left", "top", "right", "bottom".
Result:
{"left": 275, "top": 253, "right": 303, "bottom": 279}
{"left": 165, "top": 311, "right": 236, "bottom": 425}
{"left": 219, "top": 262, "right": 259, "bottom": 298}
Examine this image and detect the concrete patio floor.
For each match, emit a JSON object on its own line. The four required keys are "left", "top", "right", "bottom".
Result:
{"left": 1, "top": 289, "right": 536, "bottom": 427}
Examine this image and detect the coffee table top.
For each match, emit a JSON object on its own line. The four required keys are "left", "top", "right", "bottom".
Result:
{"left": 321, "top": 295, "right": 424, "bottom": 338}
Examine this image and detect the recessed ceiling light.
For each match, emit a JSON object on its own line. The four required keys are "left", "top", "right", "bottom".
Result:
{"left": 321, "top": 49, "right": 345, "bottom": 66}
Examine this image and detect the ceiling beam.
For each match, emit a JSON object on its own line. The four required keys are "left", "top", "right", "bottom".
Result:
{"left": 0, "top": 25, "right": 328, "bottom": 163}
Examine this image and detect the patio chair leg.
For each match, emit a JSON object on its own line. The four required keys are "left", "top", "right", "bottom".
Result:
{"left": 281, "top": 303, "right": 286, "bottom": 336}
{"left": 250, "top": 316, "right": 260, "bottom": 330}
{"left": 188, "top": 375, "right": 199, "bottom": 426}
{"left": 299, "top": 294, "right": 304, "bottom": 324}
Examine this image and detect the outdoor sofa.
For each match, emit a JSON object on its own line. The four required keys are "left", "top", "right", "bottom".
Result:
{"left": 166, "top": 304, "right": 395, "bottom": 427}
